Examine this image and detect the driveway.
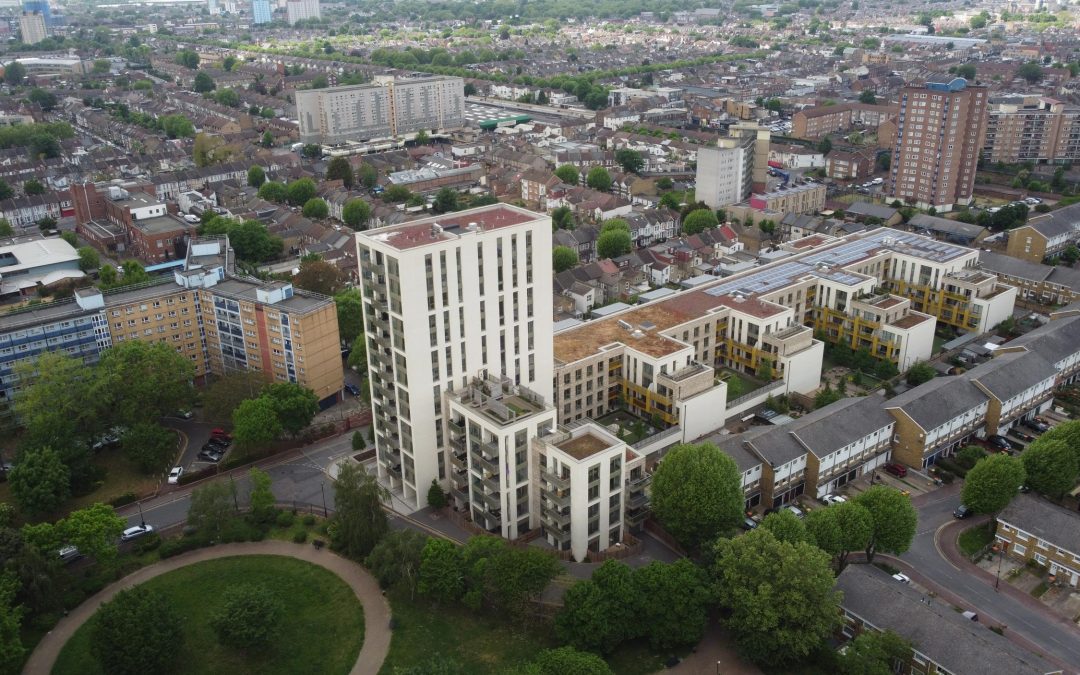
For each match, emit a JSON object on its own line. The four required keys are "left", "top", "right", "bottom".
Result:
{"left": 162, "top": 417, "right": 217, "bottom": 470}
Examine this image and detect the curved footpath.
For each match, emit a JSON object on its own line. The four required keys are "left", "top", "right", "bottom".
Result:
{"left": 25, "top": 541, "right": 391, "bottom": 675}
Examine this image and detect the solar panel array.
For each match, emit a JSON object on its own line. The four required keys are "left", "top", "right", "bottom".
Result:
{"left": 705, "top": 228, "right": 972, "bottom": 300}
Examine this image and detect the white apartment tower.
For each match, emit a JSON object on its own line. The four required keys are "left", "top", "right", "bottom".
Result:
{"left": 19, "top": 11, "right": 47, "bottom": 45}
{"left": 296, "top": 75, "right": 465, "bottom": 145}
{"left": 285, "top": 0, "right": 318, "bottom": 24}
{"left": 356, "top": 205, "right": 554, "bottom": 512}
{"left": 696, "top": 124, "right": 769, "bottom": 209}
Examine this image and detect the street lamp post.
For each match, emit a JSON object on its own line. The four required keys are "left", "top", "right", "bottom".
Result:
{"left": 321, "top": 481, "right": 328, "bottom": 517}
{"left": 995, "top": 541, "right": 1009, "bottom": 591}
{"left": 137, "top": 500, "right": 146, "bottom": 527}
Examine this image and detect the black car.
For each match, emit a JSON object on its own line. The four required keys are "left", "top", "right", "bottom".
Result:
{"left": 1022, "top": 419, "right": 1049, "bottom": 433}
{"left": 986, "top": 435, "right": 1012, "bottom": 451}
{"left": 344, "top": 383, "right": 361, "bottom": 397}
{"left": 207, "top": 437, "right": 232, "bottom": 450}
{"left": 953, "top": 504, "right": 973, "bottom": 519}
{"left": 1009, "top": 429, "right": 1035, "bottom": 443}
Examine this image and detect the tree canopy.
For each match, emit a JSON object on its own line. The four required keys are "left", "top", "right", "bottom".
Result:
{"left": 342, "top": 198, "right": 371, "bottom": 230}
{"left": 961, "top": 453, "right": 1024, "bottom": 514}
{"left": 682, "top": 209, "right": 719, "bottom": 235}
{"left": 650, "top": 442, "right": 743, "bottom": 552}
{"left": 1021, "top": 438, "right": 1078, "bottom": 498}
{"left": 92, "top": 587, "right": 183, "bottom": 675}
{"left": 596, "top": 229, "right": 632, "bottom": 259}
{"left": 330, "top": 462, "right": 389, "bottom": 560}
{"left": 854, "top": 485, "right": 917, "bottom": 562}
{"left": 586, "top": 166, "right": 612, "bottom": 192}
{"left": 553, "top": 245, "right": 579, "bottom": 272}
{"left": 555, "top": 164, "right": 580, "bottom": 185}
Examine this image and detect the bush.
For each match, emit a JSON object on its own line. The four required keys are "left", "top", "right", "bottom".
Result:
{"left": 222, "top": 518, "right": 265, "bottom": 543}
{"left": 109, "top": 491, "right": 139, "bottom": 507}
{"left": 178, "top": 467, "right": 216, "bottom": 485}
{"left": 293, "top": 530, "right": 308, "bottom": 544}
{"left": 160, "top": 535, "right": 210, "bottom": 559}
{"left": 302, "top": 514, "right": 316, "bottom": 527}
{"left": 133, "top": 532, "right": 162, "bottom": 554}
{"left": 936, "top": 457, "right": 968, "bottom": 478}
{"left": 936, "top": 469, "right": 955, "bottom": 484}
{"left": 351, "top": 431, "right": 364, "bottom": 450}
{"left": 276, "top": 510, "right": 295, "bottom": 528}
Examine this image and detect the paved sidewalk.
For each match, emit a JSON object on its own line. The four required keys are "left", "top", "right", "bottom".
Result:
{"left": 666, "top": 623, "right": 761, "bottom": 674}
{"left": 25, "top": 541, "right": 390, "bottom": 675}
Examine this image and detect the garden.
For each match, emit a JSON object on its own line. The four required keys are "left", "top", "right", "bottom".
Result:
{"left": 52, "top": 556, "right": 366, "bottom": 675}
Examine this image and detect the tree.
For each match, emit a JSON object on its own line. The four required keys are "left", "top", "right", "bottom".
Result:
{"left": 248, "top": 467, "right": 275, "bottom": 523}
{"left": 596, "top": 229, "right": 632, "bottom": 259}
{"left": 99, "top": 264, "right": 117, "bottom": 286}
{"left": 264, "top": 382, "right": 319, "bottom": 436}
{"left": 330, "top": 462, "right": 389, "bottom": 560}
{"left": 347, "top": 334, "right": 368, "bottom": 373}
{"left": 0, "top": 576, "right": 25, "bottom": 672}
{"left": 193, "top": 71, "right": 216, "bottom": 93}
{"left": 837, "top": 629, "right": 912, "bottom": 675}
{"left": 814, "top": 383, "right": 842, "bottom": 409}
{"left": 905, "top": 361, "right": 936, "bottom": 386}
{"left": 187, "top": 481, "right": 238, "bottom": 541}
{"left": 854, "top": 485, "right": 918, "bottom": 562}
{"left": 222, "top": 55, "right": 238, "bottom": 72}
{"left": 805, "top": 500, "right": 872, "bottom": 571}
{"left": 341, "top": 198, "right": 371, "bottom": 230}
{"left": 433, "top": 187, "right": 459, "bottom": 214}
{"left": 293, "top": 258, "right": 344, "bottom": 296}
{"left": 92, "top": 587, "right": 182, "bottom": 675}
{"left": 175, "top": 50, "right": 200, "bottom": 69}
{"left": 962, "top": 454, "right": 1025, "bottom": 514}
{"left": 232, "top": 396, "right": 282, "bottom": 451}
{"left": 202, "top": 371, "right": 265, "bottom": 424}
{"left": 227, "top": 219, "right": 282, "bottom": 262}
{"left": 22, "top": 178, "right": 44, "bottom": 196}
{"left": 0, "top": 219, "right": 12, "bottom": 237}
{"left": 193, "top": 133, "right": 233, "bottom": 167}
{"left": 634, "top": 560, "right": 711, "bottom": 650}
{"left": 211, "top": 584, "right": 283, "bottom": 649}
{"left": 3, "top": 62, "right": 26, "bottom": 86}
{"left": 1021, "top": 439, "right": 1078, "bottom": 499}
{"left": 287, "top": 178, "right": 317, "bottom": 206}
{"left": 818, "top": 137, "right": 833, "bottom": 155}
{"left": 247, "top": 165, "right": 266, "bottom": 188}
{"left": 257, "top": 180, "right": 288, "bottom": 203}
{"left": 615, "top": 148, "right": 645, "bottom": 174}
{"left": 419, "top": 538, "right": 465, "bottom": 604}
{"left": 682, "top": 209, "right": 719, "bottom": 235}
{"left": 426, "top": 479, "right": 448, "bottom": 509}
{"left": 586, "top": 166, "right": 612, "bottom": 192}
{"left": 334, "top": 288, "right": 363, "bottom": 343}
{"left": 76, "top": 246, "right": 100, "bottom": 272}
{"left": 650, "top": 442, "right": 743, "bottom": 553}
{"left": 365, "top": 530, "right": 428, "bottom": 597}
{"left": 302, "top": 197, "right": 329, "bottom": 219}
{"left": 858, "top": 90, "right": 877, "bottom": 104}
{"left": 381, "top": 185, "right": 412, "bottom": 203}
{"left": 556, "top": 560, "right": 637, "bottom": 654}
{"left": 325, "top": 156, "right": 354, "bottom": 188}
{"left": 214, "top": 88, "right": 240, "bottom": 108}
{"left": 357, "top": 163, "right": 378, "bottom": 189}
{"left": 121, "top": 423, "right": 176, "bottom": 474}
{"left": 9, "top": 447, "right": 70, "bottom": 516}
{"left": 1017, "top": 61, "right": 1044, "bottom": 84}
{"left": 62, "top": 503, "right": 126, "bottom": 563}
{"left": 555, "top": 164, "right": 580, "bottom": 185}
{"left": 553, "top": 245, "right": 579, "bottom": 272}
{"left": 159, "top": 114, "right": 194, "bottom": 139}
{"left": 98, "top": 341, "right": 194, "bottom": 425}
{"left": 485, "top": 545, "right": 560, "bottom": 621}
{"left": 527, "top": 647, "right": 613, "bottom": 675}
{"left": 415, "top": 129, "right": 430, "bottom": 145}
{"left": 956, "top": 63, "right": 977, "bottom": 80}
{"left": 712, "top": 528, "right": 841, "bottom": 667}
{"left": 551, "top": 206, "right": 574, "bottom": 230}
{"left": 760, "top": 509, "right": 810, "bottom": 544}
{"left": 261, "top": 131, "right": 274, "bottom": 148}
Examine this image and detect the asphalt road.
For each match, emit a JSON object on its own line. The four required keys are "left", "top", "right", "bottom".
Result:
{"left": 902, "top": 488, "right": 1080, "bottom": 669}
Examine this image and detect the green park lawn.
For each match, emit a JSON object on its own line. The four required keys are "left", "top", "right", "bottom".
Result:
{"left": 958, "top": 522, "right": 996, "bottom": 558}
{"left": 52, "top": 555, "right": 364, "bottom": 675}
{"left": 379, "top": 589, "right": 678, "bottom": 675}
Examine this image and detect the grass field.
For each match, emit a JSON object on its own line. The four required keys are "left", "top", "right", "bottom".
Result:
{"left": 958, "top": 522, "right": 996, "bottom": 558}
{"left": 379, "top": 589, "right": 678, "bottom": 675}
{"left": 52, "top": 555, "right": 364, "bottom": 675}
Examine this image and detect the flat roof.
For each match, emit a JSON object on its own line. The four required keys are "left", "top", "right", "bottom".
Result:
{"left": 132, "top": 215, "right": 189, "bottom": 236}
{"left": 358, "top": 204, "right": 541, "bottom": 251}
{"left": 211, "top": 278, "right": 331, "bottom": 313}
{"left": 554, "top": 227, "right": 975, "bottom": 364}
{"left": 556, "top": 431, "right": 616, "bottom": 460}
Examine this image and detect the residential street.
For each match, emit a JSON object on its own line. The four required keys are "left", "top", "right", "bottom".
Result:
{"left": 902, "top": 485, "right": 1080, "bottom": 670}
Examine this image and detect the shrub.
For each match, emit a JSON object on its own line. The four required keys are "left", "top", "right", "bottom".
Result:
{"left": 133, "top": 532, "right": 162, "bottom": 554}
{"left": 160, "top": 535, "right": 209, "bottom": 559}
{"left": 293, "top": 530, "right": 308, "bottom": 544}
{"left": 221, "top": 518, "right": 265, "bottom": 543}
{"left": 276, "top": 510, "right": 295, "bottom": 528}
{"left": 302, "top": 514, "right": 316, "bottom": 527}
{"left": 351, "top": 431, "right": 364, "bottom": 450}
{"left": 109, "top": 491, "right": 139, "bottom": 507}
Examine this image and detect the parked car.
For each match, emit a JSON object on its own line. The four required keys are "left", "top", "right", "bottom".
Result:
{"left": 1008, "top": 429, "right": 1035, "bottom": 443}
{"left": 167, "top": 466, "right": 184, "bottom": 484}
{"left": 174, "top": 410, "right": 193, "bottom": 419}
{"left": 344, "top": 383, "right": 361, "bottom": 397}
{"left": 742, "top": 516, "right": 760, "bottom": 531}
{"left": 892, "top": 572, "right": 910, "bottom": 584}
{"left": 822, "top": 494, "right": 847, "bottom": 505}
{"left": 121, "top": 524, "right": 155, "bottom": 542}
{"left": 953, "top": 504, "right": 973, "bottom": 519}
{"left": 210, "top": 429, "right": 232, "bottom": 442}
{"left": 884, "top": 462, "right": 908, "bottom": 478}
{"left": 784, "top": 504, "right": 806, "bottom": 519}
{"left": 207, "top": 437, "right": 231, "bottom": 450}
{"left": 57, "top": 545, "right": 82, "bottom": 564}
{"left": 986, "top": 434, "right": 1012, "bottom": 451}
{"left": 1022, "top": 419, "right": 1049, "bottom": 433}
{"left": 198, "top": 444, "right": 224, "bottom": 462}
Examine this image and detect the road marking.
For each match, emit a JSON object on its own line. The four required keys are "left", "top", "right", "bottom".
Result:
{"left": 933, "top": 521, "right": 963, "bottom": 573}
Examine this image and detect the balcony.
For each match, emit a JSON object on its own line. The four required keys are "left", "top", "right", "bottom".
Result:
{"left": 449, "top": 450, "right": 466, "bottom": 470}
{"left": 627, "top": 473, "right": 652, "bottom": 490}
{"left": 540, "top": 468, "right": 571, "bottom": 490}
{"left": 543, "top": 490, "right": 571, "bottom": 509}
{"left": 471, "top": 451, "right": 499, "bottom": 475}
{"left": 542, "top": 506, "right": 572, "bottom": 528}
{"left": 625, "top": 492, "right": 649, "bottom": 510}
{"left": 449, "top": 487, "right": 468, "bottom": 503}
{"left": 625, "top": 508, "right": 649, "bottom": 526}
{"left": 544, "top": 524, "right": 572, "bottom": 543}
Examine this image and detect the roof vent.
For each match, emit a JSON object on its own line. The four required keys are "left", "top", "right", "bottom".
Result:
{"left": 631, "top": 329, "right": 645, "bottom": 339}
{"left": 617, "top": 319, "right": 633, "bottom": 330}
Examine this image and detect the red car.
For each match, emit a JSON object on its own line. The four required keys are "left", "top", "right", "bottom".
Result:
{"left": 211, "top": 428, "right": 232, "bottom": 441}
{"left": 883, "top": 462, "right": 908, "bottom": 478}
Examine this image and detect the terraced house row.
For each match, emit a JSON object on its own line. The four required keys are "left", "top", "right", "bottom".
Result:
{"left": 0, "top": 237, "right": 344, "bottom": 419}
{"left": 714, "top": 308, "right": 1080, "bottom": 509}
